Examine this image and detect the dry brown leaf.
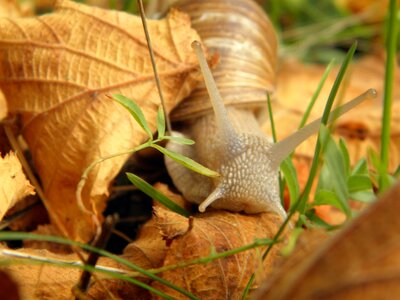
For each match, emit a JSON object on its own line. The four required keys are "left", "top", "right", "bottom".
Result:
{"left": 23, "top": 224, "right": 72, "bottom": 254}
{"left": 122, "top": 218, "right": 167, "bottom": 270}
{"left": 0, "top": 90, "right": 6, "bottom": 120}
{"left": 122, "top": 183, "right": 190, "bottom": 271}
{"left": 154, "top": 211, "right": 283, "bottom": 299}
{"left": 147, "top": 184, "right": 284, "bottom": 300}
{"left": 0, "top": 152, "right": 35, "bottom": 221}
{"left": 0, "top": 246, "right": 149, "bottom": 300}
{"left": 335, "top": 0, "right": 400, "bottom": 22}
{"left": 0, "top": 0, "right": 202, "bottom": 242}
{"left": 0, "top": 269, "right": 21, "bottom": 300}
{"left": 254, "top": 182, "right": 400, "bottom": 300}
{"left": 267, "top": 54, "right": 400, "bottom": 172}
{"left": 0, "top": 0, "right": 22, "bottom": 18}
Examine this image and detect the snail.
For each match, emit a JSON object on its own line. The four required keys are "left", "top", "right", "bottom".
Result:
{"left": 164, "top": 0, "right": 376, "bottom": 219}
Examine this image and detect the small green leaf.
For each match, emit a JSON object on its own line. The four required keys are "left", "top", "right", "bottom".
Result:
{"left": 351, "top": 158, "right": 369, "bottom": 176}
{"left": 151, "top": 144, "right": 220, "bottom": 178}
{"left": 347, "top": 175, "right": 373, "bottom": 193}
{"left": 339, "top": 138, "right": 350, "bottom": 173}
{"left": 163, "top": 135, "right": 195, "bottom": 145}
{"left": 394, "top": 165, "right": 400, "bottom": 177}
{"left": 126, "top": 173, "right": 190, "bottom": 218}
{"left": 314, "top": 189, "right": 350, "bottom": 215}
{"left": 157, "top": 106, "right": 166, "bottom": 139}
{"left": 319, "top": 126, "right": 349, "bottom": 213}
{"left": 368, "top": 149, "right": 392, "bottom": 190}
{"left": 281, "top": 228, "right": 303, "bottom": 256}
{"left": 350, "top": 190, "right": 375, "bottom": 203}
{"left": 280, "top": 157, "right": 300, "bottom": 209}
{"left": 306, "top": 210, "right": 341, "bottom": 230}
{"left": 113, "top": 94, "right": 153, "bottom": 139}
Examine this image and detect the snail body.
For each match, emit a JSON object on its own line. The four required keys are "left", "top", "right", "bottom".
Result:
{"left": 165, "top": 0, "right": 285, "bottom": 217}
{"left": 165, "top": 0, "right": 376, "bottom": 218}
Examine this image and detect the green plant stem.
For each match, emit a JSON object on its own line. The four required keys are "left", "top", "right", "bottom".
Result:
{"left": 298, "top": 59, "right": 335, "bottom": 129}
{"left": 136, "top": 238, "right": 275, "bottom": 276}
{"left": 137, "top": 0, "right": 172, "bottom": 134}
{"left": 76, "top": 142, "right": 152, "bottom": 214}
{"left": 297, "top": 42, "right": 357, "bottom": 213}
{"left": 380, "top": 0, "right": 399, "bottom": 190}
{"left": 243, "top": 42, "right": 358, "bottom": 299}
{"left": 1, "top": 255, "right": 173, "bottom": 300}
{"left": 0, "top": 232, "right": 199, "bottom": 300}
{"left": 267, "top": 93, "right": 277, "bottom": 142}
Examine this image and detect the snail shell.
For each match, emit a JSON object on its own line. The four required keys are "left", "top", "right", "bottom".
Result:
{"left": 165, "top": 0, "right": 287, "bottom": 218}
{"left": 170, "top": 0, "right": 277, "bottom": 122}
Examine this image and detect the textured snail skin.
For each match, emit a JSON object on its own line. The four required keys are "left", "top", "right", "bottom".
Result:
{"left": 165, "top": 0, "right": 286, "bottom": 218}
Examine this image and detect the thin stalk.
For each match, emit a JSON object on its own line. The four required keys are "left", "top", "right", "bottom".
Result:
{"left": 298, "top": 42, "right": 357, "bottom": 213}
{"left": 267, "top": 93, "right": 277, "bottom": 142}
{"left": 243, "top": 42, "right": 358, "bottom": 299}
{"left": 266, "top": 93, "right": 284, "bottom": 199}
{"left": 1, "top": 255, "right": 172, "bottom": 300}
{"left": 380, "top": 0, "right": 398, "bottom": 190}
{"left": 137, "top": 0, "right": 172, "bottom": 134}
{"left": 75, "top": 214, "right": 118, "bottom": 297}
{"left": 76, "top": 142, "right": 151, "bottom": 214}
{"left": 298, "top": 59, "right": 335, "bottom": 129}
{"left": 133, "top": 238, "right": 275, "bottom": 276}
{"left": 0, "top": 232, "right": 199, "bottom": 300}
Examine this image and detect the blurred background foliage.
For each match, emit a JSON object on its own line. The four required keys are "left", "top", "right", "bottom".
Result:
{"left": 29, "top": 0, "right": 400, "bottom": 63}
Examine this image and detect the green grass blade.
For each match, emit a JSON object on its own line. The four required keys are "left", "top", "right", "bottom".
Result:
{"left": 162, "top": 135, "right": 195, "bottom": 145}
{"left": 298, "top": 41, "right": 357, "bottom": 213}
{"left": 113, "top": 94, "right": 153, "bottom": 139}
{"left": 0, "top": 254, "right": 173, "bottom": 300}
{"left": 157, "top": 106, "right": 166, "bottom": 139}
{"left": 151, "top": 144, "right": 220, "bottom": 178}
{"left": 313, "top": 189, "right": 351, "bottom": 217}
{"left": 298, "top": 59, "right": 335, "bottom": 129}
{"left": 0, "top": 232, "right": 199, "bottom": 300}
{"left": 126, "top": 173, "right": 190, "bottom": 218}
{"left": 380, "top": 0, "right": 399, "bottom": 191}
{"left": 339, "top": 138, "right": 351, "bottom": 173}
{"left": 280, "top": 157, "right": 300, "bottom": 208}
{"left": 243, "top": 44, "right": 359, "bottom": 298}
{"left": 267, "top": 93, "right": 277, "bottom": 142}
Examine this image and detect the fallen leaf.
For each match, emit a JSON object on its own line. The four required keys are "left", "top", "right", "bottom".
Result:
{"left": 0, "top": 0, "right": 202, "bottom": 242}
{"left": 0, "top": 246, "right": 146, "bottom": 300}
{"left": 149, "top": 184, "right": 284, "bottom": 300}
{"left": 335, "top": 0, "right": 400, "bottom": 22}
{"left": 23, "top": 224, "right": 72, "bottom": 254}
{"left": 268, "top": 54, "right": 400, "bottom": 172}
{"left": 0, "top": 0, "right": 22, "bottom": 18}
{"left": 0, "top": 270, "right": 21, "bottom": 300}
{"left": 254, "top": 182, "right": 400, "bottom": 300}
{"left": 0, "top": 152, "right": 35, "bottom": 221}
{"left": 0, "top": 90, "right": 6, "bottom": 120}
{"left": 122, "top": 218, "right": 167, "bottom": 270}
{"left": 5, "top": 196, "right": 48, "bottom": 233}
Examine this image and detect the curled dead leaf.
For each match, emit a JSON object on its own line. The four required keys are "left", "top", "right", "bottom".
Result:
{"left": 0, "top": 0, "right": 202, "bottom": 242}
{"left": 255, "top": 183, "right": 400, "bottom": 300}
{"left": 0, "top": 246, "right": 145, "bottom": 300}
{"left": 0, "top": 269, "right": 21, "bottom": 300}
{"left": 148, "top": 184, "right": 285, "bottom": 300}
{"left": 154, "top": 210, "right": 283, "bottom": 299}
{"left": 0, "top": 152, "right": 35, "bottom": 221}
{"left": 122, "top": 218, "right": 167, "bottom": 270}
